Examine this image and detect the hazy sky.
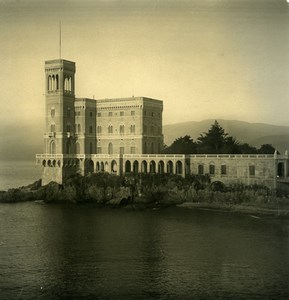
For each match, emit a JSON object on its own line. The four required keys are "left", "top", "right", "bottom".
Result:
{"left": 1, "top": 0, "right": 289, "bottom": 133}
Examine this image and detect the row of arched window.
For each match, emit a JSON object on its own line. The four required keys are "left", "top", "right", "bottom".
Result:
{"left": 49, "top": 124, "right": 94, "bottom": 134}
{"left": 96, "top": 125, "right": 136, "bottom": 135}
{"left": 47, "top": 75, "right": 72, "bottom": 92}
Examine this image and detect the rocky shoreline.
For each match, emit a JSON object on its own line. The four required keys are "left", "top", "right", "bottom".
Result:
{"left": 1, "top": 173, "right": 289, "bottom": 218}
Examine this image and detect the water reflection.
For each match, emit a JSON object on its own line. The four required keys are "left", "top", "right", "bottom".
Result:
{"left": 1, "top": 203, "right": 289, "bottom": 299}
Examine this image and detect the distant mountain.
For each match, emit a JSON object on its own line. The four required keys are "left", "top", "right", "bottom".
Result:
{"left": 1, "top": 119, "right": 289, "bottom": 161}
{"left": 163, "top": 119, "right": 289, "bottom": 153}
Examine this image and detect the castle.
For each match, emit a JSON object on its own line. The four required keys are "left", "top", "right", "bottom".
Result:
{"left": 36, "top": 59, "right": 289, "bottom": 189}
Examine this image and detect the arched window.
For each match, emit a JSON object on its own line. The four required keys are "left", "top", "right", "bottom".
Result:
{"left": 120, "top": 125, "right": 124, "bottom": 135}
{"left": 50, "top": 124, "right": 55, "bottom": 132}
{"left": 130, "top": 125, "right": 135, "bottom": 134}
{"left": 76, "top": 142, "right": 80, "bottom": 154}
{"left": 56, "top": 74, "right": 59, "bottom": 90}
{"left": 221, "top": 164, "right": 227, "bottom": 175}
{"left": 198, "top": 164, "right": 204, "bottom": 175}
{"left": 50, "top": 141, "right": 56, "bottom": 154}
{"left": 108, "top": 142, "right": 113, "bottom": 154}
{"left": 108, "top": 125, "right": 113, "bottom": 134}
{"left": 209, "top": 164, "right": 215, "bottom": 175}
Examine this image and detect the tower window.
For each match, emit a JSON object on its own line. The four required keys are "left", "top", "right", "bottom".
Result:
{"left": 131, "top": 111, "right": 135, "bottom": 116}
{"left": 89, "top": 111, "right": 93, "bottom": 117}
{"left": 109, "top": 112, "right": 112, "bottom": 117}
{"left": 120, "top": 111, "right": 124, "bottom": 116}
{"left": 51, "top": 108, "right": 55, "bottom": 118}
{"left": 97, "top": 112, "right": 101, "bottom": 117}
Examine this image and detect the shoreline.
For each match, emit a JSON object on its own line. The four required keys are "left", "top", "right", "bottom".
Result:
{"left": 177, "top": 202, "right": 289, "bottom": 218}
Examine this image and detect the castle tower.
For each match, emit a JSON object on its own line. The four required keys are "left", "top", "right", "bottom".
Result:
{"left": 44, "top": 59, "right": 76, "bottom": 155}
{"left": 39, "top": 59, "right": 77, "bottom": 185}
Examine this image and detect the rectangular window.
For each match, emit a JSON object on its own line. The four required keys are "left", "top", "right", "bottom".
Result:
{"left": 249, "top": 165, "right": 255, "bottom": 176}
{"left": 90, "top": 111, "right": 93, "bottom": 117}
{"left": 151, "top": 112, "right": 154, "bottom": 117}
{"left": 109, "top": 112, "right": 112, "bottom": 116}
{"left": 51, "top": 108, "right": 55, "bottom": 117}
{"left": 221, "top": 165, "right": 227, "bottom": 175}
{"left": 120, "top": 111, "right": 124, "bottom": 116}
{"left": 97, "top": 112, "right": 101, "bottom": 117}
{"left": 198, "top": 164, "right": 204, "bottom": 175}
{"left": 131, "top": 111, "right": 135, "bottom": 116}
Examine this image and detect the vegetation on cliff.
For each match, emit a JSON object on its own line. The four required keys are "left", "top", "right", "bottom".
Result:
{"left": 1, "top": 173, "right": 289, "bottom": 218}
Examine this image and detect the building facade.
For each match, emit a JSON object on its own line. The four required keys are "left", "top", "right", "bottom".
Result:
{"left": 36, "top": 59, "right": 289, "bottom": 189}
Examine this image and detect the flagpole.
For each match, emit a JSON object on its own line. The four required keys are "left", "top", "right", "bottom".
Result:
{"left": 59, "top": 21, "right": 61, "bottom": 60}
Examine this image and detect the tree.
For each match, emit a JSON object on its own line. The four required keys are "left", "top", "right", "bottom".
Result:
{"left": 196, "top": 120, "right": 238, "bottom": 154}
{"left": 162, "top": 135, "right": 197, "bottom": 154}
{"left": 257, "top": 144, "right": 277, "bottom": 154}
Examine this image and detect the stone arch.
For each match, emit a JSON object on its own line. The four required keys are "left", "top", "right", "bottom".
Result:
{"left": 111, "top": 160, "right": 117, "bottom": 173}
{"left": 48, "top": 160, "right": 52, "bottom": 167}
{"left": 42, "top": 160, "right": 46, "bottom": 167}
{"left": 176, "top": 160, "right": 183, "bottom": 175}
{"left": 158, "top": 160, "right": 164, "bottom": 174}
{"left": 96, "top": 162, "right": 100, "bottom": 172}
{"left": 278, "top": 162, "right": 285, "bottom": 177}
{"left": 52, "top": 160, "right": 56, "bottom": 167}
{"left": 167, "top": 160, "right": 173, "bottom": 174}
{"left": 100, "top": 162, "right": 104, "bottom": 172}
{"left": 55, "top": 74, "right": 59, "bottom": 90}
{"left": 141, "top": 160, "right": 148, "bottom": 173}
{"left": 57, "top": 160, "right": 61, "bottom": 167}
{"left": 125, "top": 160, "right": 131, "bottom": 173}
{"left": 150, "top": 160, "right": 156, "bottom": 173}
{"left": 105, "top": 162, "right": 109, "bottom": 172}
{"left": 86, "top": 159, "right": 94, "bottom": 174}
{"left": 133, "top": 160, "right": 139, "bottom": 173}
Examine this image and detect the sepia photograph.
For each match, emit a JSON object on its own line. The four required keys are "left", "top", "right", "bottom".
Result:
{"left": 1, "top": 0, "right": 289, "bottom": 299}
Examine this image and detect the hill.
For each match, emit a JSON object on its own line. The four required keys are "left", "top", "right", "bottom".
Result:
{"left": 163, "top": 119, "right": 289, "bottom": 153}
{"left": 1, "top": 119, "right": 289, "bottom": 161}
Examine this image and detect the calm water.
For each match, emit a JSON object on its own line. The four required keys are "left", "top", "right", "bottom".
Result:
{"left": 0, "top": 203, "right": 289, "bottom": 299}
{"left": 0, "top": 160, "right": 41, "bottom": 191}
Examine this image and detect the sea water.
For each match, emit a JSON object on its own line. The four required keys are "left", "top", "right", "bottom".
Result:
{"left": 0, "top": 160, "right": 41, "bottom": 191}
{"left": 0, "top": 203, "right": 289, "bottom": 299}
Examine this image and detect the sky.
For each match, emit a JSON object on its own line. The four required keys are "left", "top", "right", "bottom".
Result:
{"left": 1, "top": 0, "right": 289, "bottom": 138}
